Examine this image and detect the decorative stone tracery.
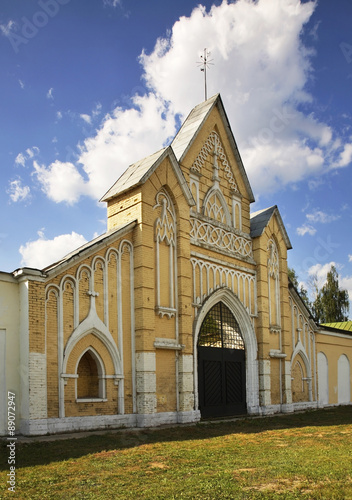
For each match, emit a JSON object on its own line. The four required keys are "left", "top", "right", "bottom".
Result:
{"left": 191, "top": 130, "right": 238, "bottom": 192}
{"left": 154, "top": 189, "right": 177, "bottom": 319}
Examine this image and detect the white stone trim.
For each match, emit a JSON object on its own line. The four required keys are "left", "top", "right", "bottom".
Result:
{"left": 136, "top": 411, "right": 200, "bottom": 428}
{"left": 190, "top": 251, "right": 256, "bottom": 275}
{"left": 190, "top": 172, "right": 201, "bottom": 212}
{"left": 190, "top": 216, "right": 253, "bottom": 259}
{"left": 267, "top": 239, "right": 280, "bottom": 328}
{"left": 232, "top": 193, "right": 242, "bottom": 231}
{"left": 0, "top": 329, "right": 6, "bottom": 436}
{"left": 191, "top": 257, "right": 257, "bottom": 317}
{"left": 259, "top": 359, "right": 271, "bottom": 406}
{"left": 136, "top": 352, "right": 157, "bottom": 414}
{"left": 20, "top": 414, "right": 137, "bottom": 436}
{"left": 19, "top": 280, "right": 30, "bottom": 424}
{"left": 76, "top": 398, "right": 108, "bottom": 403}
{"left": 203, "top": 186, "right": 231, "bottom": 226}
{"left": 153, "top": 338, "right": 185, "bottom": 350}
{"left": 29, "top": 353, "right": 47, "bottom": 419}
{"left": 154, "top": 189, "right": 177, "bottom": 313}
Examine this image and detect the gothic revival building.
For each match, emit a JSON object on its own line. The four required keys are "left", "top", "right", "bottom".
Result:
{"left": 1, "top": 94, "right": 351, "bottom": 435}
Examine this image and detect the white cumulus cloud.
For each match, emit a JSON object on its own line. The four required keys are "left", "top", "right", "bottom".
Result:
{"left": 307, "top": 261, "right": 337, "bottom": 288}
{"left": 0, "top": 19, "right": 16, "bottom": 36}
{"left": 336, "top": 143, "right": 352, "bottom": 167}
{"left": 15, "top": 147, "right": 39, "bottom": 167}
{"left": 306, "top": 210, "right": 340, "bottom": 224}
{"left": 296, "top": 224, "right": 316, "bottom": 236}
{"left": 33, "top": 160, "right": 86, "bottom": 205}
{"left": 7, "top": 179, "right": 30, "bottom": 203}
{"left": 15, "top": 153, "right": 26, "bottom": 167}
{"left": 32, "top": 0, "right": 352, "bottom": 204}
{"left": 19, "top": 231, "right": 88, "bottom": 269}
{"left": 80, "top": 114, "right": 92, "bottom": 125}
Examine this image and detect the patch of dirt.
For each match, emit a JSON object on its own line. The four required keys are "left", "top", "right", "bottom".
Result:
{"left": 149, "top": 462, "right": 169, "bottom": 469}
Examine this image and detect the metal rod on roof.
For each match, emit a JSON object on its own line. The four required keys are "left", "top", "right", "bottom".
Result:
{"left": 197, "top": 48, "right": 214, "bottom": 101}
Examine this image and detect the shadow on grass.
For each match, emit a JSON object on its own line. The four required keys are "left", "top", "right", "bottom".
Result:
{"left": 1, "top": 406, "right": 351, "bottom": 470}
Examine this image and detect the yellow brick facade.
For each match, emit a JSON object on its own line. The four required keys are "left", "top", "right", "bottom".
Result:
{"left": 1, "top": 94, "right": 351, "bottom": 436}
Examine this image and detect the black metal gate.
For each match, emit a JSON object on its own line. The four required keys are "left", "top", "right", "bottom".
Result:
{"left": 197, "top": 302, "right": 246, "bottom": 418}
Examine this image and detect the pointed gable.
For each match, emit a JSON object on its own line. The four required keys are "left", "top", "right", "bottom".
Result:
{"left": 172, "top": 94, "right": 254, "bottom": 203}
{"left": 250, "top": 205, "right": 292, "bottom": 249}
{"left": 100, "top": 146, "right": 194, "bottom": 206}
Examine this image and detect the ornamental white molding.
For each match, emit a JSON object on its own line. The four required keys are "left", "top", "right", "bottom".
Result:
{"left": 267, "top": 239, "right": 281, "bottom": 328}
{"left": 191, "top": 131, "right": 238, "bottom": 192}
{"left": 154, "top": 189, "right": 177, "bottom": 314}
{"left": 191, "top": 256, "right": 257, "bottom": 317}
{"left": 202, "top": 187, "right": 231, "bottom": 226}
{"left": 190, "top": 216, "right": 253, "bottom": 259}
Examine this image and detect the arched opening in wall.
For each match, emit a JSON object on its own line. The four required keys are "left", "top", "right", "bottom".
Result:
{"left": 76, "top": 349, "right": 105, "bottom": 400}
{"left": 291, "top": 355, "right": 309, "bottom": 403}
{"left": 197, "top": 301, "right": 246, "bottom": 418}
{"left": 338, "top": 354, "right": 351, "bottom": 404}
{"left": 317, "top": 352, "right": 329, "bottom": 405}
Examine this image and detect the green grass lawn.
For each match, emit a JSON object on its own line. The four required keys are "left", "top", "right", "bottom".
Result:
{"left": 1, "top": 407, "right": 352, "bottom": 499}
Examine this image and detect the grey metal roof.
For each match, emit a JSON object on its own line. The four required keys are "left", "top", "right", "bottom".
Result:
{"left": 171, "top": 94, "right": 220, "bottom": 161}
{"left": 250, "top": 205, "right": 292, "bottom": 249}
{"left": 42, "top": 221, "right": 137, "bottom": 274}
{"left": 250, "top": 206, "right": 277, "bottom": 238}
{"left": 100, "top": 148, "right": 167, "bottom": 202}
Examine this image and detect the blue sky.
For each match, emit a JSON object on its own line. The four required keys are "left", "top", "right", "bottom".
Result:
{"left": 1, "top": 0, "right": 351, "bottom": 312}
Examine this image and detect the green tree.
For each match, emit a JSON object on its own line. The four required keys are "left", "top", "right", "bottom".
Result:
{"left": 312, "top": 265, "right": 350, "bottom": 323}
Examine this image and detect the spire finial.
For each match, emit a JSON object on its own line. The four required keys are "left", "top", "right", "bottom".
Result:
{"left": 197, "top": 48, "right": 214, "bottom": 101}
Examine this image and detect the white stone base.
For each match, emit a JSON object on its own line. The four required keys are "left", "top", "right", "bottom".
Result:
{"left": 292, "top": 401, "right": 318, "bottom": 412}
{"left": 258, "top": 404, "right": 281, "bottom": 416}
{"left": 258, "top": 402, "right": 320, "bottom": 416}
{"left": 280, "top": 404, "right": 294, "bottom": 413}
{"left": 136, "top": 411, "right": 200, "bottom": 428}
{"left": 20, "top": 414, "right": 137, "bottom": 436}
{"left": 19, "top": 410, "right": 201, "bottom": 436}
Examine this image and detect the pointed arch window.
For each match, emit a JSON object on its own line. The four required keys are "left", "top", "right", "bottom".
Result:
{"left": 268, "top": 239, "right": 281, "bottom": 330}
{"left": 154, "top": 190, "right": 177, "bottom": 318}
{"left": 203, "top": 187, "right": 231, "bottom": 226}
{"left": 198, "top": 302, "right": 244, "bottom": 350}
{"left": 76, "top": 348, "right": 106, "bottom": 401}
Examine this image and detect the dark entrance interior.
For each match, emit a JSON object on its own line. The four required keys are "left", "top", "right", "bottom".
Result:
{"left": 198, "top": 302, "right": 246, "bottom": 418}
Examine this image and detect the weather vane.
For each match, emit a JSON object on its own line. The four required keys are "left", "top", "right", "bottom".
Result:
{"left": 197, "top": 48, "right": 214, "bottom": 101}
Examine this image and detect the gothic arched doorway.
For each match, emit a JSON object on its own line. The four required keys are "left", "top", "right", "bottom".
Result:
{"left": 197, "top": 301, "right": 247, "bottom": 418}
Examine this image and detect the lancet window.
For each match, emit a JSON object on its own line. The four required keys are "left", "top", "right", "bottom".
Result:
{"left": 203, "top": 188, "right": 231, "bottom": 226}
{"left": 268, "top": 239, "right": 281, "bottom": 329}
{"left": 154, "top": 189, "right": 177, "bottom": 318}
{"left": 76, "top": 348, "right": 105, "bottom": 400}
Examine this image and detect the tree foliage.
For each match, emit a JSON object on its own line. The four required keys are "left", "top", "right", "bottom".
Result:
{"left": 288, "top": 265, "right": 350, "bottom": 323}
{"left": 312, "top": 265, "right": 350, "bottom": 323}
